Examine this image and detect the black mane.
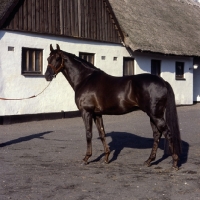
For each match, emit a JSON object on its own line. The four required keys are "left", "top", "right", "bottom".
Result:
{"left": 62, "top": 51, "right": 101, "bottom": 72}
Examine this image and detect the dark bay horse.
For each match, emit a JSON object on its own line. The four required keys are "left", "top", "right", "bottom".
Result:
{"left": 45, "top": 44, "right": 181, "bottom": 170}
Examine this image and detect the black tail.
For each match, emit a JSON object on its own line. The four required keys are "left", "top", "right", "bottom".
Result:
{"left": 165, "top": 81, "right": 182, "bottom": 156}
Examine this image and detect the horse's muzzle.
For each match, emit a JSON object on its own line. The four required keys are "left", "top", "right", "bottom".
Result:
{"left": 45, "top": 69, "right": 54, "bottom": 82}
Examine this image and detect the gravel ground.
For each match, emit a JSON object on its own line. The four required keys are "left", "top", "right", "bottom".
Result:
{"left": 0, "top": 104, "right": 200, "bottom": 200}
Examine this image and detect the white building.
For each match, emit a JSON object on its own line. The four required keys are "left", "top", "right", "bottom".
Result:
{"left": 0, "top": 0, "right": 200, "bottom": 124}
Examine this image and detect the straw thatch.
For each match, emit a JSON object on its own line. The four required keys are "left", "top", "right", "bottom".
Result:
{"left": 108, "top": 0, "right": 200, "bottom": 56}
{"left": 0, "top": 0, "right": 19, "bottom": 27}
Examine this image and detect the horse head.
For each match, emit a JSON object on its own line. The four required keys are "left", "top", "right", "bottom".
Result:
{"left": 45, "top": 44, "right": 64, "bottom": 81}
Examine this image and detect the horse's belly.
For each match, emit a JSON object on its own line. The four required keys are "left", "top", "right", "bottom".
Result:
{"left": 97, "top": 99, "right": 138, "bottom": 115}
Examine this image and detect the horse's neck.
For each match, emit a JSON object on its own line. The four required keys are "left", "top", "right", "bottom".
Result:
{"left": 62, "top": 60, "right": 94, "bottom": 91}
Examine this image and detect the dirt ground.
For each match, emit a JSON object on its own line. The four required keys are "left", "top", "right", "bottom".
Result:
{"left": 0, "top": 104, "right": 200, "bottom": 200}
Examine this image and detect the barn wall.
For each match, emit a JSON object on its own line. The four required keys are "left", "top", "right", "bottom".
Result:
{"left": 2, "top": 0, "right": 122, "bottom": 43}
{"left": 0, "top": 30, "right": 129, "bottom": 116}
{"left": 134, "top": 52, "right": 194, "bottom": 105}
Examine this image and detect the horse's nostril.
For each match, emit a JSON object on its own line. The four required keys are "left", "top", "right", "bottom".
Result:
{"left": 45, "top": 73, "right": 52, "bottom": 81}
{"left": 46, "top": 75, "right": 52, "bottom": 81}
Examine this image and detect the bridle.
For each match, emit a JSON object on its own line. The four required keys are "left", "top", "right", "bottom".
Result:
{"left": 47, "top": 57, "right": 65, "bottom": 77}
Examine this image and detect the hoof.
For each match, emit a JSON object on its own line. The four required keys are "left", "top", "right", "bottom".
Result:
{"left": 99, "top": 158, "right": 108, "bottom": 164}
{"left": 104, "top": 160, "right": 109, "bottom": 164}
{"left": 172, "top": 166, "right": 179, "bottom": 171}
{"left": 143, "top": 161, "right": 151, "bottom": 167}
{"left": 81, "top": 160, "right": 88, "bottom": 165}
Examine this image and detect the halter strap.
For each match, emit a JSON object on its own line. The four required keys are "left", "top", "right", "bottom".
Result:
{"left": 48, "top": 58, "right": 64, "bottom": 75}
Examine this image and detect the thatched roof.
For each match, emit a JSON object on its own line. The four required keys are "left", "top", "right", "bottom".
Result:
{"left": 108, "top": 0, "right": 200, "bottom": 57}
{"left": 0, "top": 0, "right": 19, "bottom": 27}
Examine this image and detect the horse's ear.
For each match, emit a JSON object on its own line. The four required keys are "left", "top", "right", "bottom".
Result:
{"left": 50, "top": 44, "right": 54, "bottom": 52}
{"left": 56, "top": 44, "right": 60, "bottom": 51}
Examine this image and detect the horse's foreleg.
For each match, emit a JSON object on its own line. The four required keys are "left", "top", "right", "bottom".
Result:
{"left": 94, "top": 115, "right": 110, "bottom": 163}
{"left": 82, "top": 110, "right": 93, "bottom": 164}
{"left": 144, "top": 119, "right": 162, "bottom": 166}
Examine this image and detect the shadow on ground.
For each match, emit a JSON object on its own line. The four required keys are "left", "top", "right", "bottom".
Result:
{"left": 0, "top": 131, "right": 53, "bottom": 147}
{"left": 0, "top": 130, "right": 189, "bottom": 168}
{"left": 91, "top": 131, "right": 189, "bottom": 167}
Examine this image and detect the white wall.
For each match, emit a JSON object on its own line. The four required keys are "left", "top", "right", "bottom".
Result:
{"left": 0, "top": 31, "right": 195, "bottom": 116}
{"left": 134, "top": 52, "right": 194, "bottom": 105}
{"left": 0, "top": 31, "right": 130, "bottom": 116}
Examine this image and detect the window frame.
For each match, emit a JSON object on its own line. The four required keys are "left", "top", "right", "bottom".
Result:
{"left": 175, "top": 61, "right": 185, "bottom": 80}
{"left": 21, "top": 47, "right": 43, "bottom": 76}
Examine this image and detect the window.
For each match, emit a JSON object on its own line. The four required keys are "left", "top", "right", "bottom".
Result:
{"left": 101, "top": 56, "right": 106, "bottom": 60}
{"left": 176, "top": 62, "right": 185, "bottom": 79}
{"left": 151, "top": 60, "right": 161, "bottom": 76}
{"left": 123, "top": 57, "right": 134, "bottom": 76}
{"left": 8, "top": 46, "right": 14, "bottom": 51}
{"left": 79, "top": 52, "right": 94, "bottom": 65}
{"left": 22, "top": 47, "right": 43, "bottom": 75}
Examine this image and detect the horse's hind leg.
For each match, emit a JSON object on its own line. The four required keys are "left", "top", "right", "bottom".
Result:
{"left": 144, "top": 119, "right": 162, "bottom": 166}
{"left": 146, "top": 116, "right": 179, "bottom": 169}
{"left": 81, "top": 110, "right": 93, "bottom": 164}
{"left": 93, "top": 115, "right": 110, "bottom": 163}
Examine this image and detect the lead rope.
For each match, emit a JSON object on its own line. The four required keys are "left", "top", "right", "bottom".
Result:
{"left": 0, "top": 81, "right": 51, "bottom": 101}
